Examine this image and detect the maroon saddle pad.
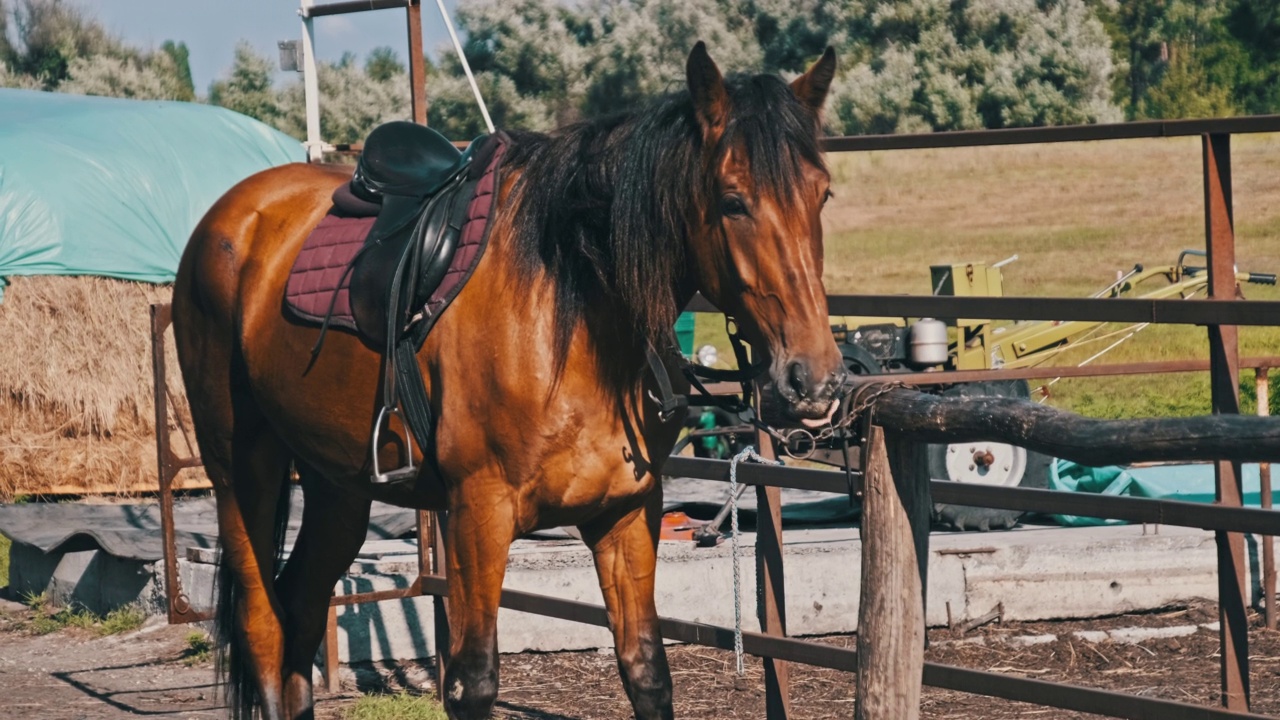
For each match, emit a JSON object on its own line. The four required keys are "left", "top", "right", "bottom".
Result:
{"left": 284, "top": 135, "right": 508, "bottom": 335}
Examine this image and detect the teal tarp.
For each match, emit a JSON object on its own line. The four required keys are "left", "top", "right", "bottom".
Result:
{"left": 0, "top": 89, "right": 303, "bottom": 291}
{"left": 1049, "top": 460, "right": 1266, "bottom": 526}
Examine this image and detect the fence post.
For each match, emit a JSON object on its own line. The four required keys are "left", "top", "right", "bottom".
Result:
{"left": 1258, "top": 368, "right": 1276, "bottom": 631}
{"left": 406, "top": 0, "right": 427, "bottom": 126}
{"left": 427, "top": 510, "right": 451, "bottom": 682}
{"left": 1203, "top": 131, "right": 1250, "bottom": 710}
{"left": 754, "top": 434, "right": 792, "bottom": 718}
{"left": 855, "top": 426, "right": 925, "bottom": 720}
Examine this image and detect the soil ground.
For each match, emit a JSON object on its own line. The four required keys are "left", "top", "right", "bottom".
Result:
{"left": 2, "top": 598, "right": 1277, "bottom": 719}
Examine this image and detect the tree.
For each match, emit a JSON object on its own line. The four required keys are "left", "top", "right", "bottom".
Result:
{"left": 275, "top": 55, "right": 410, "bottom": 145}
{"left": 828, "top": 0, "right": 1121, "bottom": 134}
{"left": 59, "top": 52, "right": 188, "bottom": 100}
{"left": 208, "top": 42, "right": 280, "bottom": 125}
{"left": 7, "top": 0, "right": 123, "bottom": 87}
{"left": 161, "top": 40, "right": 195, "bottom": 101}
{"left": 451, "top": 0, "right": 592, "bottom": 123}
{"left": 365, "top": 46, "right": 404, "bottom": 82}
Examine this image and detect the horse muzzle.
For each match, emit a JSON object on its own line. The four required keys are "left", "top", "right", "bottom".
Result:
{"left": 766, "top": 359, "right": 848, "bottom": 426}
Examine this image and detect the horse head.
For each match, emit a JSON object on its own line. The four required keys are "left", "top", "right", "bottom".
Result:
{"left": 683, "top": 42, "right": 846, "bottom": 423}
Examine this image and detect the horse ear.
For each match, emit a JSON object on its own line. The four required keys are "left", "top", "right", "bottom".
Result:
{"left": 686, "top": 41, "right": 728, "bottom": 143}
{"left": 790, "top": 46, "right": 837, "bottom": 112}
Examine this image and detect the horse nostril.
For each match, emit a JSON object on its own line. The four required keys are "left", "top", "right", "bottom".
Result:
{"left": 787, "top": 362, "right": 810, "bottom": 400}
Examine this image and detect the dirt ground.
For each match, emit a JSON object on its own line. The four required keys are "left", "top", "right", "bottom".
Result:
{"left": 2, "top": 597, "right": 1278, "bottom": 719}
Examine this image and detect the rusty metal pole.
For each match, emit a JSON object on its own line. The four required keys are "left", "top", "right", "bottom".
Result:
{"left": 406, "top": 0, "right": 427, "bottom": 125}
{"left": 754, "top": 387, "right": 792, "bottom": 718}
{"left": 151, "top": 303, "right": 213, "bottom": 625}
{"left": 1203, "top": 132, "right": 1250, "bottom": 709}
{"left": 1258, "top": 368, "right": 1276, "bottom": 631}
{"left": 151, "top": 304, "right": 183, "bottom": 625}
{"left": 429, "top": 511, "right": 451, "bottom": 683}
{"left": 322, "top": 604, "right": 341, "bottom": 693}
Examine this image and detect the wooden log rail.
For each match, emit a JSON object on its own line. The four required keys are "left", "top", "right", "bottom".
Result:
{"left": 866, "top": 385, "right": 1280, "bottom": 465}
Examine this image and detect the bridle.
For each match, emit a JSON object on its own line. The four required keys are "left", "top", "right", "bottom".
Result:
{"left": 645, "top": 315, "right": 864, "bottom": 461}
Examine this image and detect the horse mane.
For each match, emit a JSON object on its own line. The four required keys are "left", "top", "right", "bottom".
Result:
{"left": 504, "top": 72, "right": 827, "bottom": 367}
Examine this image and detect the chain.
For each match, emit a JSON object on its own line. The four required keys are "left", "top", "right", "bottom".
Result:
{"left": 847, "top": 380, "right": 906, "bottom": 418}
{"left": 728, "top": 445, "right": 780, "bottom": 676}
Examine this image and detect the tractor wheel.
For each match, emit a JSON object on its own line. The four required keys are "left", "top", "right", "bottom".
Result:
{"left": 839, "top": 342, "right": 884, "bottom": 376}
{"left": 928, "top": 380, "right": 1051, "bottom": 531}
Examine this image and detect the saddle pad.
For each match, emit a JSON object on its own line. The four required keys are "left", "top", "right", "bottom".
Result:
{"left": 284, "top": 213, "right": 374, "bottom": 330}
{"left": 284, "top": 135, "right": 508, "bottom": 334}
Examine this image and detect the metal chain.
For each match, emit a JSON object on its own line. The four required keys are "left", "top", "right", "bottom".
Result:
{"left": 728, "top": 445, "right": 781, "bottom": 676}
{"left": 847, "top": 380, "right": 906, "bottom": 418}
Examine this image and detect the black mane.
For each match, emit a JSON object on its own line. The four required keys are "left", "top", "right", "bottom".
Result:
{"left": 505, "top": 72, "right": 826, "bottom": 366}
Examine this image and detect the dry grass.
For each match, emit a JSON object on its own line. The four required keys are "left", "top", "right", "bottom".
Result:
{"left": 0, "top": 276, "right": 198, "bottom": 499}
{"left": 814, "top": 132, "right": 1280, "bottom": 418}
{"left": 823, "top": 133, "right": 1280, "bottom": 298}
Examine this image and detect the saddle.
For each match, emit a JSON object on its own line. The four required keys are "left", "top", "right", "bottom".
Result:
{"left": 286, "top": 121, "right": 509, "bottom": 483}
{"left": 346, "top": 121, "right": 492, "bottom": 349}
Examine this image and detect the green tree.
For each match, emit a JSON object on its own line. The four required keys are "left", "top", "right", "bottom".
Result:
{"left": 161, "top": 40, "right": 195, "bottom": 101}
{"left": 7, "top": 0, "right": 122, "bottom": 86}
{"left": 1225, "top": 0, "right": 1280, "bottom": 113}
{"left": 274, "top": 48, "right": 414, "bottom": 145}
{"left": 208, "top": 42, "right": 280, "bottom": 124}
{"left": 365, "top": 46, "right": 404, "bottom": 82}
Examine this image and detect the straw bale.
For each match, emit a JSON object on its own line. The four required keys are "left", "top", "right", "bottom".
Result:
{"left": 0, "top": 275, "right": 201, "bottom": 498}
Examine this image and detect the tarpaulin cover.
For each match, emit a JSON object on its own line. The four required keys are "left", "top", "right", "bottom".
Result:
{"left": 0, "top": 89, "right": 303, "bottom": 294}
{"left": 1049, "top": 460, "right": 1265, "bottom": 526}
{"left": 0, "top": 480, "right": 854, "bottom": 562}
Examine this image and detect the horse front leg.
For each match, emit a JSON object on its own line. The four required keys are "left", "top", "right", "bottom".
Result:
{"left": 441, "top": 488, "right": 515, "bottom": 720}
{"left": 580, "top": 487, "right": 674, "bottom": 720}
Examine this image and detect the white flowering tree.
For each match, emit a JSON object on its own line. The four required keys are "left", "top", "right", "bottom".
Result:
{"left": 828, "top": 0, "right": 1121, "bottom": 133}
{"left": 0, "top": 0, "right": 193, "bottom": 101}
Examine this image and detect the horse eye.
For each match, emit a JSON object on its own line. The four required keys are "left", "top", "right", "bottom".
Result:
{"left": 721, "top": 195, "right": 748, "bottom": 218}
{"left": 822, "top": 189, "right": 834, "bottom": 206}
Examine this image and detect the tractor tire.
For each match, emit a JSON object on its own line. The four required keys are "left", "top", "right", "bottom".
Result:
{"left": 928, "top": 380, "right": 1051, "bottom": 531}
{"left": 839, "top": 342, "right": 885, "bottom": 376}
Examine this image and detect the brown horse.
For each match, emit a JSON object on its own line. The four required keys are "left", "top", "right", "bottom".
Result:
{"left": 172, "top": 43, "right": 843, "bottom": 720}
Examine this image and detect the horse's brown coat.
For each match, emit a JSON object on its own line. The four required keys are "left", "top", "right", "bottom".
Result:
{"left": 173, "top": 44, "right": 842, "bottom": 720}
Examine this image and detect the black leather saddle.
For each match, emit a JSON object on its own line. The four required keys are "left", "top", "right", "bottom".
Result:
{"left": 343, "top": 122, "right": 491, "bottom": 350}
{"left": 314, "top": 122, "right": 494, "bottom": 484}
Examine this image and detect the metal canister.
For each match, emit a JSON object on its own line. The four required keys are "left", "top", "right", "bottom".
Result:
{"left": 909, "top": 318, "right": 949, "bottom": 366}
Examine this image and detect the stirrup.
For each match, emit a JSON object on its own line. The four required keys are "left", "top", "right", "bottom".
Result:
{"left": 370, "top": 405, "right": 417, "bottom": 484}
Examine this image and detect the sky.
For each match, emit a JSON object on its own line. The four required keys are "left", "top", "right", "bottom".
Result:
{"left": 67, "top": 0, "right": 460, "bottom": 94}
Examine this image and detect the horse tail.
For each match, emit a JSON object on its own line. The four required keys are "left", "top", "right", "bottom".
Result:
{"left": 214, "top": 473, "right": 293, "bottom": 719}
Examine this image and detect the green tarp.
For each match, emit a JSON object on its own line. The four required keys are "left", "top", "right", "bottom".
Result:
{"left": 1049, "top": 460, "right": 1266, "bottom": 526}
{"left": 0, "top": 89, "right": 303, "bottom": 294}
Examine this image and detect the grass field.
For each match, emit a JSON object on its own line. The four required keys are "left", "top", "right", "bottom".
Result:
{"left": 697, "top": 132, "right": 1280, "bottom": 419}
{"left": 0, "top": 533, "right": 9, "bottom": 589}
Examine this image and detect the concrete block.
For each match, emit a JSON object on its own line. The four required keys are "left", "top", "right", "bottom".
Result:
{"left": 9, "top": 541, "right": 160, "bottom": 614}
{"left": 953, "top": 525, "right": 1223, "bottom": 622}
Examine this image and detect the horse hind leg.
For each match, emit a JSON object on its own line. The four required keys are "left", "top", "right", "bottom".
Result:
{"left": 206, "top": 397, "right": 294, "bottom": 720}
{"left": 275, "top": 464, "right": 372, "bottom": 719}
{"left": 579, "top": 488, "right": 674, "bottom": 720}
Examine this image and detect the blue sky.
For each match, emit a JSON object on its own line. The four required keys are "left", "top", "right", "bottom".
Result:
{"left": 68, "top": 0, "right": 460, "bottom": 94}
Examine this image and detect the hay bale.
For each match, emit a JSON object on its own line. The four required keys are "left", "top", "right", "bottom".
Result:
{"left": 0, "top": 275, "right": 201, "bottom": 498}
